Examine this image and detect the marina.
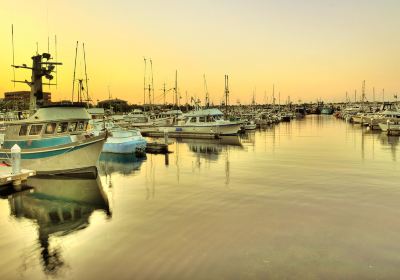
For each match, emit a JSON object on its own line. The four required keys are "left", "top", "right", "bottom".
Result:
{"left": 1, "top": 1, "right": 400, "bottom": 279}
{"left": 0, "top": 115, "right": 400, "bottom": 279}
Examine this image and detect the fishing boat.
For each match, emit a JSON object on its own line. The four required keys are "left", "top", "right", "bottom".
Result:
{"left": 0, "top": 105, "right": 106, "bottom": 175}
{"left": 0, "top": 51, "right": 105, "bottom": 175}
{"left": 155, "top": 108, "right": 243, "bottom": 137}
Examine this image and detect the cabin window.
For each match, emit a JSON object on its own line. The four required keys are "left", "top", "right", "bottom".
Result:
{"left": 77, "top": 121, "right": 85, "bottom": 130}
{"left": 57, "top": 122, "right": 69, "bottom": 133}
{"left": 29, "top": 124, "right": 43, "bottom": 135}
{"left": 190, "top": 117, "right": 197, "bottom": 123}
{"left": 19, "top": 125, "right": 28, "bottom": 136}
{"left": 206, "top": 116, "right": 214, "bottom": 122}
{"left": 45, "top": 123, "right": 56, "bottom": 134}
{"left": 199, "top": 116, "right": 206, "bottom": 122}
{"left": 69, "top": 122, "right": 77, "bottom": 132}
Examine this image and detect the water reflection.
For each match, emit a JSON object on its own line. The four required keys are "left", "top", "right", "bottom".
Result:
{"left": 179, "top": 136, "right": 243, "bottom": 161}
{"left": 98, "top": 153, "right": 146, "bottom": 176}
{"left": 3, "top": 175, "right": 110, "bottom": 276}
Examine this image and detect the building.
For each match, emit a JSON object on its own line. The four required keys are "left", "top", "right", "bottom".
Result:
{"left": 98, "top": 98, "right": 129, "bottom": 112}
{"left": 3, "top": 91, "right": 51, "bottom": 109}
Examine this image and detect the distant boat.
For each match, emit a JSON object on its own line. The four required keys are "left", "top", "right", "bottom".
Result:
{"left": 321, "top": 107, "right": 334, "bottom": 115}
{"left": 158, "top": 108, "right": 243, "bottom": 136}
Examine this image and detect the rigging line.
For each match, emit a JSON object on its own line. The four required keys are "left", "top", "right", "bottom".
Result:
{"left": 83, "top": 43, "right": 90, "bottom": 102}
{"left": 55, "top": 35, "right": 57, "bottom": 89}
{"left": 72, "top": 41, "right": 79, "bottom": 103}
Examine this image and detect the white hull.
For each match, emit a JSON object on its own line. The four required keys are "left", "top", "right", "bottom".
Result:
{"left": 378, "top": 123, "right": 400, "bottom": 132}
{"left": 159, "top": 122, "right": 242, "bottom": 135}
{"left": 6, "top": 138, "right": 105, "bottom": 175}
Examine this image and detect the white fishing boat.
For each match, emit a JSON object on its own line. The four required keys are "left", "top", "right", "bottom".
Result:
{"left": 0, "top": 51, "right": 105, "bottom": 175}
{"left": 157, "top": 108, "right": 243, "bottom": 136}
{"left": 0, "top": 105, "right": 105, "bottom": 175}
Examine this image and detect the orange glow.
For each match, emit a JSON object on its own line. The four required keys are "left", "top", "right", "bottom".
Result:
{"left": 1, "top": 0, "right": 399, "bottom": 105}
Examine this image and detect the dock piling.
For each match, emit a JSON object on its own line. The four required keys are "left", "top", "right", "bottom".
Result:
{"left": 11, "top": 144, "right": 21, "bottom": 175}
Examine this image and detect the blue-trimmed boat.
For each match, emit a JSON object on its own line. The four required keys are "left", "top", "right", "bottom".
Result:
{"left": 0, "top": 105, "right": 106, "bottom": 175}
{"left": 0, "top": 51, "right": 105, "bottom": 175}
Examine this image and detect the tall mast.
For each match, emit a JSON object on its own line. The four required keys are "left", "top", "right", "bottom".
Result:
{"left": 175, "top": 70, "right": 178, "bottom": 107}
{"left": 55, "top": 35, "right": 58, "bottom": 89}
{"left": 72, "top": 41, "right": 78, "bottom": 103}
{"left": 163, "top": 82, "right": 166, "bottom": 105}
{"left": 11, "top": 24, "right": 15, "bottom": 88}
{"left": 204, "top": 74, "right": 209, "bottom": 107}
{"left": 83, "top": 43, "right": 90, "bottom": 103}
{"left": 143, "top": 57, "right": 147, "bottom": 105}
{"left": 361, "top": 80, "right": 365, "bottom": 111}
{"left": 272, "top": 84, "right": 275, "bottom": 107}
{"left": 224, "top": 75, "right": 229, "bottom": 108}
{"left": 150, "top": 59, "right": 154, "bottom": 105}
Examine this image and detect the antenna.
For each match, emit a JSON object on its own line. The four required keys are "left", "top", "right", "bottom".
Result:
{"left": 11, "top": 24, "right": 15, "bottom": 88}
{"left": 204, "top": 74, "right": 209, "bottom": 107}
{"left": 55, "top": 35, "right": 58, "bottom": 89}
{"left": 72, "top": 41, "right": 78, "bottom": 103}
{"left": 143, "top": 57, "right": 147, "bottom": 105}
{"left": 163, "top": 82, "right": 166, "bottom": 105}
{"left": 83, "top": 42, "right": 90, "bottom": 102}
{"left": 224, "top": 75, "right": 229, "bottom": 108}
{"left": 150, "top": 59, "right": 154, "bottom": 105}
{"left": 175, "top": 70, "right": 178, "bottom": 107}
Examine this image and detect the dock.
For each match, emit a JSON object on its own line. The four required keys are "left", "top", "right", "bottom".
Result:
{"left": 142, "top": 131, "right": 220, "bottom": 139}
{"left": 146, "top": 142, "right": 169, "bottom": 154}
{"left": 0, "top": 165, "right": 36, "bottom": 191}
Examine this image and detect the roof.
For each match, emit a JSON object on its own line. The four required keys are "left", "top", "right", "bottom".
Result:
{"left": 184, "top": 108, "right": 224, "bottom": 117}
{"left": 8, "top": 106, "right": 91, "bottom": 124}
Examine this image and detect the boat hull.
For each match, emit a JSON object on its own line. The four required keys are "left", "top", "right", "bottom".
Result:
{"left": 159, "top": 122, "right": 242, "bottom": 136}
{"left": 103, "top": 138, "right": 147, "bottom": 154}
{"left": 0, "top": 135, "right": 105, "bottom": 175}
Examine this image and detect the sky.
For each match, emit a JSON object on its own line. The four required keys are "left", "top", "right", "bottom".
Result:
{"left": 0, "top": 0, "right": 399, "bottom": 105}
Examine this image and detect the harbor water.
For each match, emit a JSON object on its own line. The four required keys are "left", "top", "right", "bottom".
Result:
{"left": 1, "top": 115, "right": 399, "bottom": 279}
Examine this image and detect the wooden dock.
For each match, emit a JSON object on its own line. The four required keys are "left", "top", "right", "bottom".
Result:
{"left": 0, "top": 165, "right": 36, "bottom": 190}
{"left": 142, "top": 131, "right": 220, "bottom": 139}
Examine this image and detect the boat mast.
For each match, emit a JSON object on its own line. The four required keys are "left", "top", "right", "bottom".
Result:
{"left": 224, "top": 75, "right": 229, "bottom": 110}
{"left": 174, "top": 70, "right": 178, "bottom": 108}
{"left": 143, "top": 57, "right": 147, "bottom": 105}
{"left": 204, "top": 74, "right": 209, "bottom": 108}
{"left": 83, "top": 43, "right": 90, "bottom": 104}
{"left": 72, "top": 41, "right": 78, "bottom": 103}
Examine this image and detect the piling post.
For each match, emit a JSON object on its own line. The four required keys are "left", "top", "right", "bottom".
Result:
{"left": 164, "top": 129, "right": 169, "bottom": 145}
{"left": 11, "top": 144, "right": 21, "bottom": 175}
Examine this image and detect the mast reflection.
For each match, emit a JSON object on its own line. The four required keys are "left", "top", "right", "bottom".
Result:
{"left": 6, "top": 175, "right": 110, "bottom": 276}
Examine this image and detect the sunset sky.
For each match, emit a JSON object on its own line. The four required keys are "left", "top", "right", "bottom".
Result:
{"left": 1, "top": 0, "right": 399, "bottom": 105}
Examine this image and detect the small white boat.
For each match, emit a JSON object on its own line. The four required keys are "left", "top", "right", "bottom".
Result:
{"left": 243, "top": 120, "right": 257, "bottom": 130}
{"left": 103, "top": 129, "right": 147, "bottom": 154}
{"left": 89, "top": 117, "right": 147, "bottom": 154}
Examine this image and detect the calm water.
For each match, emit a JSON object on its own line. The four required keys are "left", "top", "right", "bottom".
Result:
{"left": 1, "top": 115, "right": 400, "bottom": 279}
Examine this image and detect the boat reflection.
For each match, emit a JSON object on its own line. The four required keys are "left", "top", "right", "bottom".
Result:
{"left": 178, "top": 136, "right": 243, "bottom": 161}
{"left": 98, "top": 153, "right": 146, "bottom": 176}
{"left": 5, "top": 175, "right": 110, "bottom": 276}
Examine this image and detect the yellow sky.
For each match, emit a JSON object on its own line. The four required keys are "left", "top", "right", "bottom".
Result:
{"left": 1, "top": 0, "right": 399, "bottom": 105}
